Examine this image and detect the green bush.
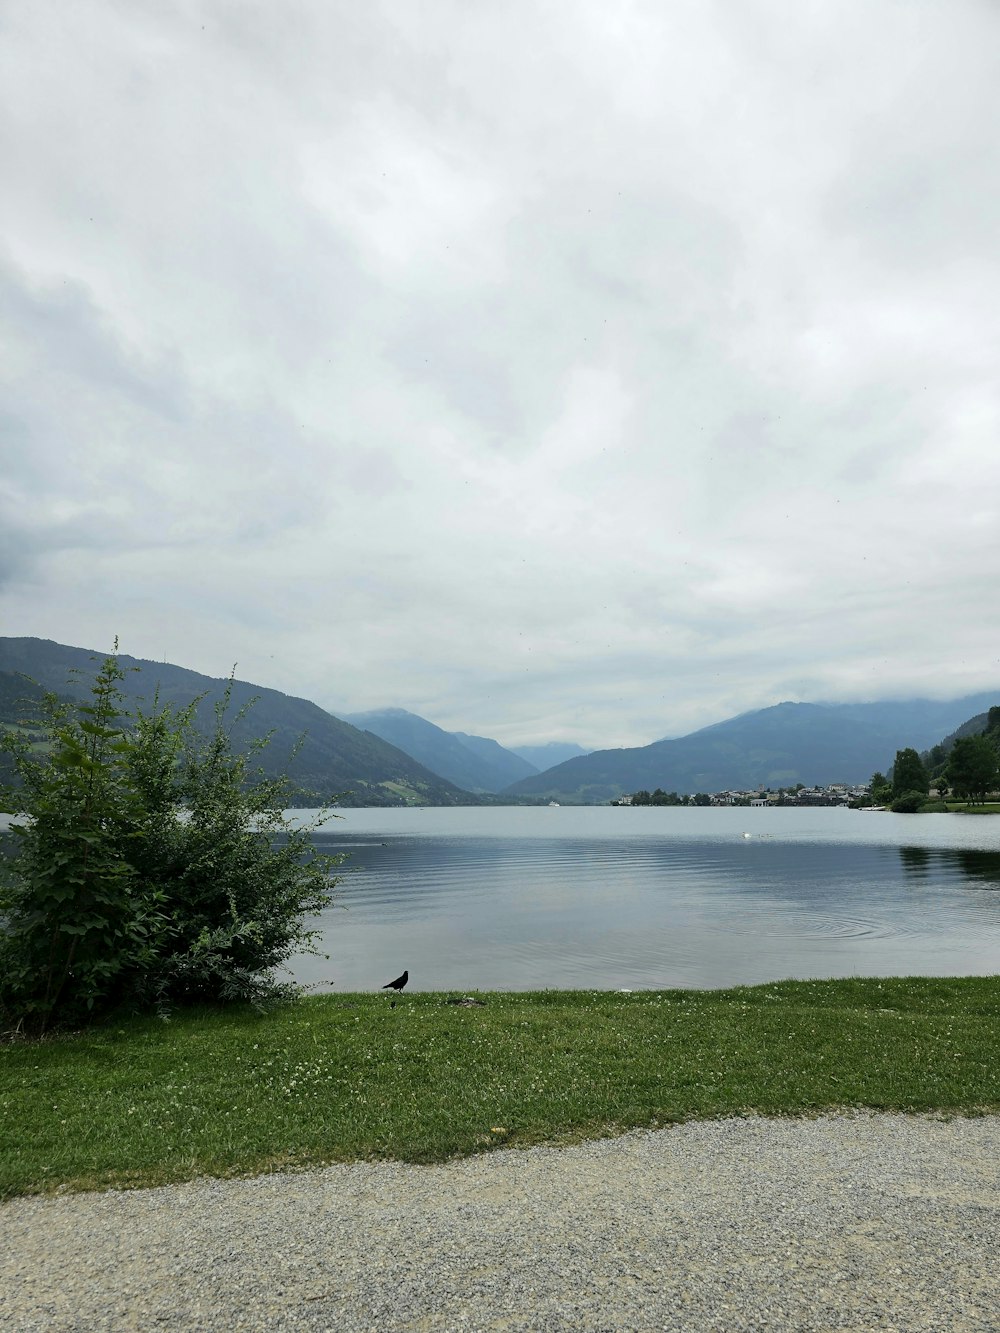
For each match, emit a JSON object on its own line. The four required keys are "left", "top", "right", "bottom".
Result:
{"left": 917, "top": 800, "right": 949, "bottom": 813}
{"left": 0, "top": 650, "right": 341, "bottom": 1033}
{"left": 890, "top": 789, "right": 928, "bottom": 813}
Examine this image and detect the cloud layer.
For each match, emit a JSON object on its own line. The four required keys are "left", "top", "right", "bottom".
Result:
{"left": 2, "top": 1, "right": 999, "bottom": 746}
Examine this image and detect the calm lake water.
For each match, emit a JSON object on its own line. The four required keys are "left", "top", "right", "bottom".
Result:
{"left": 285, "top": 806, "right": 1000, "bottom": 992}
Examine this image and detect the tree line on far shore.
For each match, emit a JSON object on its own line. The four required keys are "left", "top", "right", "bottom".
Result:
{"left": 628, "top": 790, "right": 714, "bottom": 806}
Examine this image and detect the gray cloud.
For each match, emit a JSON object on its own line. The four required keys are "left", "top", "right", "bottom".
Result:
{"left": 2, "top": 1, "right": 999, "bottom": 748}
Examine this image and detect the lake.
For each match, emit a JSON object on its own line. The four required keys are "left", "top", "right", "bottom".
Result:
{"left": 284, "top": 805, "right": 1000, "bottom": 992}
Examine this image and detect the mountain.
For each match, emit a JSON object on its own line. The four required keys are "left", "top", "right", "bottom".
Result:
{"left": 0, "top": 638, "right": 478, "bottom": 807}
{"left": 931, "top": 709, "right": 998, "bottom": 753}
{"left": 502, "top": 694, "right": 1000, "bottom": 804}
{"left": 8, "top": 638, "right": 996, "bottom": 808}
{"left": 0, "top": 669, "right": 47, "bottom": 719}
{"left": 921, "top": 704, "right": 1000, "bottom": 774}
{"left": 346, "top": 708, "right": 537, "bottom": 792}
{"left": 510, "top": 741, "right": 591, "bottom": 769}
{"left": 451, "top": 732, "right": 540, "bottom": 789}
{"left": 0, "top": 670, "right": 50, "bottom": 788}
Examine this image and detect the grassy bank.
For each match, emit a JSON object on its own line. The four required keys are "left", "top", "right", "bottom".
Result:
{"left": 2, "top": 976, "right": 998, "bottom": 1200}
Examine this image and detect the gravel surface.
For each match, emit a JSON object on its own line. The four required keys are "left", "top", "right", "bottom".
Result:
{"left": 2, "top": 1112, "right": 998, "bottom": 1332}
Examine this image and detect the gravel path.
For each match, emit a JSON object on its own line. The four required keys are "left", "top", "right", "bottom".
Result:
{"left": 2, "top": 1113, "right": 998, "bottom": 1332}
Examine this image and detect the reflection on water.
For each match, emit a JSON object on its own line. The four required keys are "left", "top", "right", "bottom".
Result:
{"left": 899, "top": 846, "right": 932, "bottom": 878}
{"left": 285, "top": 807, "right": 1000, "bottom": 992}
{"left": 940, "top": 848, "right": 1000, "bottom": 890}
{"left": 899, "top": 845, "right": 1000, "bottom": 889}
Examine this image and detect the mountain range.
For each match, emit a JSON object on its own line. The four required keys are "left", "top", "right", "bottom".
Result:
{"left": 2, "top": 637, "right": 997, "bottom": 806}
{"left": 345, "top": 708, "right": 540, "bottom": 793}
{"left": 501, "top": 695, "right": 1000, "bottom": 803}
{"left": 507, "top": 741, "right": 591, "bottom": 770}
{"left": 0, "top": 638, "right": 476, "bottom": 807}
{"left": 342, "top": 713, "right": 593, "bottom": 793}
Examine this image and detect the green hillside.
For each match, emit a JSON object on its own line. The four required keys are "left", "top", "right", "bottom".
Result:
{"left": 0, "top": 639, "right": 479, "bottom": 808}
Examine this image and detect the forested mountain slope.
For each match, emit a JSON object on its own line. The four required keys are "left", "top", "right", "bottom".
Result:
{"left": 0, "top": 639, "right": 477, "bottom": 806}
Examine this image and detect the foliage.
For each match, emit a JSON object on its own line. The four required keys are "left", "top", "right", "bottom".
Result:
{"left": 891, "top": 748, "right": 929, "bottom": 798}
{"left": 868, "top": 771, "right": 892, "bottom": 805}
{"left": 0, "top": 651, "right": 341, "bottom": 1032}
{"left": 921, "top": 703, "right": 1000, "bottom": 792}
{"left": 924, "top": 741, "right": 948, "bottom": 778}
{"left": 889, "top": 789, "right": 928, "bottom": 813}
{"left": 629, "top": 788, "right": 687, "bottom": 806}
{"left": 947, "top": 734, "right": 999, "bottom": 805}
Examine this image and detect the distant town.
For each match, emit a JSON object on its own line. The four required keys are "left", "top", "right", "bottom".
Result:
{"left": 615, "top": 784, "right": 872, "bottom": 808}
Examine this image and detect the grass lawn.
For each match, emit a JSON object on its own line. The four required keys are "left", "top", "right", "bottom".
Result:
{"left": 2, "top": 975, "right": 998, "bottom": 1200}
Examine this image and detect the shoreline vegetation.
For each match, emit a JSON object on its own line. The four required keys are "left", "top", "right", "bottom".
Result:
{"left": 2, "top": 976, "right": 998, "bottom": 1202}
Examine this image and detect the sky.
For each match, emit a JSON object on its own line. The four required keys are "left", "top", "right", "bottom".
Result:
{"left": 2, "top": 1, "right": 999, "bottom": 751}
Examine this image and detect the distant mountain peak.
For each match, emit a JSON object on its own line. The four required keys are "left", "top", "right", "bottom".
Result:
{"left": 344, "top": 707, "right": 537, "bottom": 793}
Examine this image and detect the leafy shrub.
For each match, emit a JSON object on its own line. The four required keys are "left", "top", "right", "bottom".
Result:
{"left": 0, "top": 650, "right": 341, "bottom": 1032}
{"left": 889, "top": 789, "right": 928, "bottom": 813}
{"left": 916, "top": 800, "right": 949, "bottom": 813}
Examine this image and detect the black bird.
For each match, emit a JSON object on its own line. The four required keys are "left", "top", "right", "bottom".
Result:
{"left": 382, "top": 969, "right": 408, "bottom": 992}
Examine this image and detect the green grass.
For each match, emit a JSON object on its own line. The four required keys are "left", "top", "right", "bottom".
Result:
{"left": 945, "top": 801, "right": 1000, "bottom": 814}
{"left": 2, "top": 976, "right": 998, "bottom": 1200}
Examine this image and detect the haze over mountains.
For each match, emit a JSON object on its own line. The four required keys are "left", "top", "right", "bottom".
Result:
{"left": 2, "top": 638, "right": 997, "bottom": 806}
{"left": 346, "top": 709, "right": 539, "bottom": 793}
{"left": 508, "top": 741, "right": 591, "bottom": 770}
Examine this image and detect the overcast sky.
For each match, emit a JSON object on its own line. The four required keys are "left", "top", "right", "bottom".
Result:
{"left": 2, "top": 1, "right": 999, "bottom": 749}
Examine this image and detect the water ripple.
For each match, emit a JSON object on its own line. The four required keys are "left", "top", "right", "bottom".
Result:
{"left": 294, "top": 810, "right": 1000, "bottom": 990}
